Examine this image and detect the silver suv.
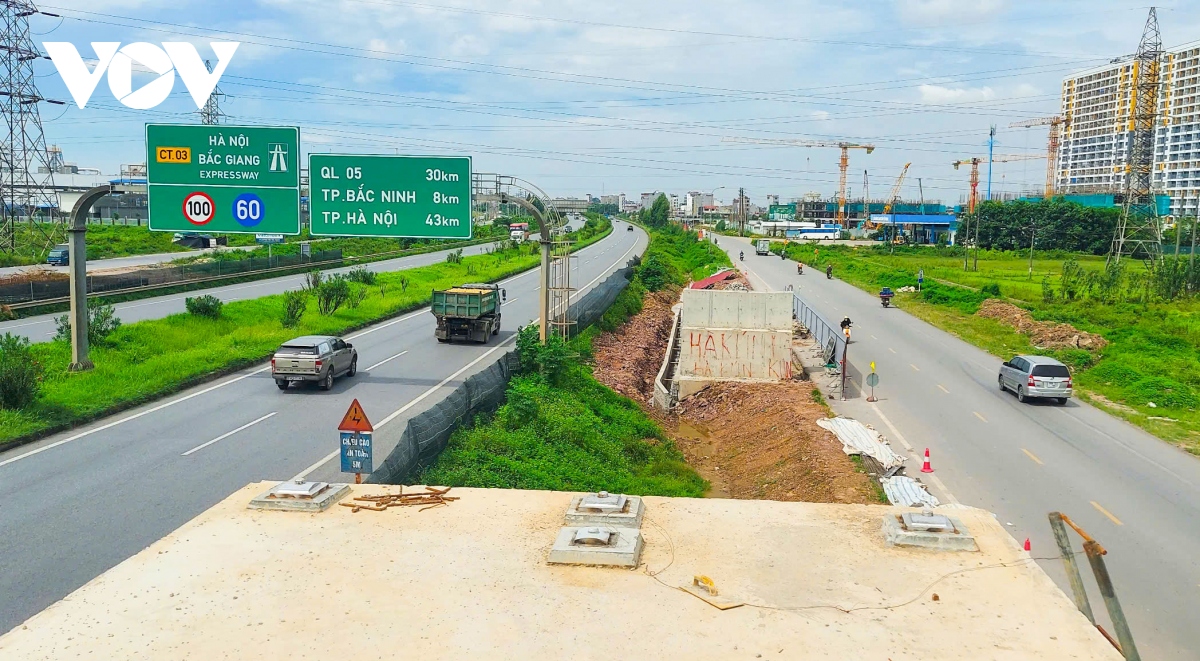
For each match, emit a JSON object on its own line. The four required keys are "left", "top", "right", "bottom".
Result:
{"left": 271, "top": 335, "right": 358, "bottom": 391}
{"left": 999, "top": 355, "right": 1072, "bottom": 405}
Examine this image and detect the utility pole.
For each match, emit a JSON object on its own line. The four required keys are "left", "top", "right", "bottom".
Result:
{"left": 917, "top": 177, "right": 926, "bottom": 215}
{"left": 986, "top": 125, "right": 996, "bottom": 202}
{"left": 962, "top": 213, "right": 970, "bottom": 271}
{"left": 738, "top": 186, "right": 746, "bottom": 235}
{"left": 1028, "top": 217, "right": 1036, "bottom": 279}
{"left": 974, "top": 205, "right": 981, "bottom": 271}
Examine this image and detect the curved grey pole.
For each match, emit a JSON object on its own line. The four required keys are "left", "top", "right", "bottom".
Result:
{"left": 66, "top": 185, "right": 114, "bottom": 371}
{"left": 477, "top": 192, "right": 551, "bottom": 342}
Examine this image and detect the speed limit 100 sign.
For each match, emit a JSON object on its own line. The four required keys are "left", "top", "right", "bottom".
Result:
{"left": 182, "top": 191, "right": 215, "bottom": 225}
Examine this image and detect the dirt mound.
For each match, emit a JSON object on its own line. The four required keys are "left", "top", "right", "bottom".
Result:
{"left": 674, "top": 382, "right": 878, "bottom": 503}
{"left": 592, "top": 287, "right": 679, "bottom": 402}
{"left": 0, "top": 267, "right": 67, "bottom": 286}
{"left": 976, "top": 299, "right": 1108, "bottom": 351}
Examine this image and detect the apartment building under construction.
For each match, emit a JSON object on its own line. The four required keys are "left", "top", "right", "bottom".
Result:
{"left": 1058, "top": 40, "right": 1200, "bottom": 218}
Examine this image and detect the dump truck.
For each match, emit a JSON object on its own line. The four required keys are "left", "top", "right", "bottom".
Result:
{"left": 755, "top": 238, "right": 771, "bottom": 255}
{"left": 509, "top": 222, "right": 530, "bottom": 243}
{"left": 431, "top": 283, "right": 506, "bottom": 343}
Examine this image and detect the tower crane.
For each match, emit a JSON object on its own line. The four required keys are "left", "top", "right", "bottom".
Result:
{"left": 1009, "top": 116, "right": 1068, "bottom": 197}
{"left": 953, "top": 154, "right": 1043, "bottom": 214}
{"left": 722, "top": 136, "right": 874, "bottom": 227}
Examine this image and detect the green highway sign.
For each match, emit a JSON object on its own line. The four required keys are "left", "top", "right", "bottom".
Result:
{"left": 308, "top": 154, "right": 472, "bottom": 239}
{"left": 146, "top": 124, "right": 301, "bottom": 235}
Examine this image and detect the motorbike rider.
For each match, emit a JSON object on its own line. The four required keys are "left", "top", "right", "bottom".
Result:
{"left": 797, "top": 262, "right": 803, "bottom": 274}
{"left": 739, "top": 251, "right": 744, "bottom": 260}
{"left": 840, "top": 316, "right": 852, "bottom": 340}
{"left": 826, "top": 264, "right": 833, "bottom": 278}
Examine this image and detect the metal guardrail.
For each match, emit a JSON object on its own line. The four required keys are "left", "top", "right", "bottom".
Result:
{"left": 793, "top": 292, "right": 844, "bottom": 367}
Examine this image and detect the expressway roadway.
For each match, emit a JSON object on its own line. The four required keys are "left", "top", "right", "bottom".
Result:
{"left": 0, "top": 240, "right": 504, "bottom": 342}
{"left": 0, "top": 245, "right": 261, "bottom": 278}
{"left": 0, "top": 225, "right": 647, "bottom": 634}
{"left": 722, "top": 235, "right": 1200, "bottom": 661}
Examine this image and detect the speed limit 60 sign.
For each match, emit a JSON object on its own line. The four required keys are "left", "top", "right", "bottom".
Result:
{"left": 146, "top": 124, "right": 300, "bottom": 235}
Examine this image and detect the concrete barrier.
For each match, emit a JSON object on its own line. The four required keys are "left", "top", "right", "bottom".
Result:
{"left": 675, "top": 289, "right": 795, "bottom": 397}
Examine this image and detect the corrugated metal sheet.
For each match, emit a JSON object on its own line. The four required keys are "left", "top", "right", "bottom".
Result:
{"left": 688, "top": 269, "right": 735, "bottom": 290}
{"left": 816, "top": 417, "right": 906, "bottom": 473}
{"left": 881, "top": 476, "right": 940, "bottom": 508}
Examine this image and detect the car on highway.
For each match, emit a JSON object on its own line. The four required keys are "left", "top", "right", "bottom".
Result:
{"left": 271, "top": 335, "right": 358, "bottom": 391}
{"left": 626, "top": 224, "right": 634, "bottom": 231}
{"left": 999, "top": 355, "right": 1072, "bottom": 404}
{"left": 46, "top": 244, "right": 69, "bottom": 266}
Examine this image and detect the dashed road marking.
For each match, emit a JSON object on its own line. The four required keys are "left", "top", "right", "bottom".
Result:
{"left": 973, "top": 411, "right": 987, "bottom": 423}
{"left": 1021, "top": 448, "right": 1044, "bottom": 465}
{"left": 937, "top": 384, "right": 949, "bottom": 393}
{"left": 1091, "top": 501, "right": 1123, "bottom": 526}
{"left": 181, "top": 412, "right": 277, "bottom": 456}
{"left": 910, "top": 363, "right": 920, "bottom": 371}
{"left": 365, "top": 350, "right": 409, "bottom": 372}
{"left": 888, "top": 347, "right": 896, "bottom": 354}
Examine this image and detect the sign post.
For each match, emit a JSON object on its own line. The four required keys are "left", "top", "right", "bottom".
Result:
{"left": 866, "top": 362, "right": 880, "bottom": 402}
{"left": 338, "top": 398, "right": 374, "bottom": 484}
{"left": 146, "top": 124, "right": 301, "bottom": 235}
{"left": 918, "top": 268, "right": 924, "bottom": 292}
{"left": 308, "top": 154, "right": 472, "bottom": 239}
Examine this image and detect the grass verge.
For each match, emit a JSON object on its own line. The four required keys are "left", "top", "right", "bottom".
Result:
{"left": 0, "top": 219, "right": 611, "bottom": 449}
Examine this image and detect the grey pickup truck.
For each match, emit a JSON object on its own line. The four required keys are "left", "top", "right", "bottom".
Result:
{"left": 271, "top": 335, "right": 358, "bottom": 391}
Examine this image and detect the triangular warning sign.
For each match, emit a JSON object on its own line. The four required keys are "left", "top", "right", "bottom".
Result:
{"left": 338, "top": 398, "right": 373, "bottom": 432}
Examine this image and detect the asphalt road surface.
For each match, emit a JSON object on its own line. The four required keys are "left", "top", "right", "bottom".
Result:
{"left": 0, "top": 245, "right": 259, "bottom": 278}
{"left": 0, "top": 240, "right": 503, "bottom": 342}
{"left": 0, "top": 225, "right": 646, "bottom": 634}
{"left": 722, "top": 236, "right": 1200, "bottom": 660}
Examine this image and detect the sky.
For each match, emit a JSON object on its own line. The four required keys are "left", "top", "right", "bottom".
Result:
{"left": 25, "top": 0, "right": 1200, "bottom": 206}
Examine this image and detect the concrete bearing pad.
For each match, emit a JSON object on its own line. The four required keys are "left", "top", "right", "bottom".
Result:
{"left": 248, "top": 480, "right": 350, "bottom": 513}
{"left": 564, "top": 492, "right": 644, "bottom": 528}
{"left": 547, "top": 526, "right": 644, "bottom": 567}
{"left": 882, "top": 512, "right": 979, "bottom": 552}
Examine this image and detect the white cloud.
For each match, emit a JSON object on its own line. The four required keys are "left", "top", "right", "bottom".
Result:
{"left": 918, "top": 84, "right": 996, "bottom": 104}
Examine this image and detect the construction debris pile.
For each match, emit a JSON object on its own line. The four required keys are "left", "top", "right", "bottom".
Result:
{"left": 976, "top": 299, "right": 1108, "bottom": 351}
{"left": 339, "top": 486, "right": 458, "bottom": 512}
{"left": 817, "top": 416, "right": 939, "bottom": 508}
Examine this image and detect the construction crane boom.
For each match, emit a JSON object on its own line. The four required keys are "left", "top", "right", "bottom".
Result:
{"left": 1009, "top": 116, "right": 1067, "bottom": 197}
{"left": 883, "top": 162, "right": 911, "bottom": 215}
{"left": 953, "top": 154, "right": 1044, "bottom": 214}
{"left": 722, "top": 136, "right": 874, "bottom": 227}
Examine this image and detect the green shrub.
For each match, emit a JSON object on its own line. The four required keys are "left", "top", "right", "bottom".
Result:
{"left": 920, "top": 283, "right": 986, "bottom": 313}
{"left": 184, "top": 294, "right": 223, "bottom": 319}
{"left": 346, "top": 266, "right": 377, "bottom": 285}
{"left": 1128, "top": 376, "right": 1198, "bottom": 409}
{"left": 53, "top": 301, "right": 121, "bottom": 345}
{"left": 980, "top": 282, "right": 1001, "bottom": 297}
{"left": 0, "top": 332, "right": 43, "bottom": 409}
{"left": 639, "top": 254, "right": 670, "bottom": 292}
{"left": 281, "top": 289, "right": 307, "bottom": 327}
{"left": 315, "top": 274, "right": 351, "bottom": 315}
{"left": 446, "top": 248, "right": 464, "bottom": 264}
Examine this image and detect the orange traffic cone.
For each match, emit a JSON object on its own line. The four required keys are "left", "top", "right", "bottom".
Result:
{"left": 1023, "top": 538, "right": 1031, "bottom": 552}
{"left": 920, "top": 448, "right": 934, "bottom": 473}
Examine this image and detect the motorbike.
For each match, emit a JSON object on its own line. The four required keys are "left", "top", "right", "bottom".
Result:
{"left": 825, "top": 266, "right": 833, "bottom": 280}
{"left": 879, "top": 287, "right": 894, "bottom": 308}
{"left": 739, "top": 251, "right": 744, "bottom": 261}
{"left": 797, "top": 263, "right": 803, "bottom": 275}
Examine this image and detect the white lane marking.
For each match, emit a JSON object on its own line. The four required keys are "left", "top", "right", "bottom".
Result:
{"left": 181, "top": 412, "right": 277, "bottom": 456}
{"left": 292, "top": 236, "right": 642, "bottom": 481}
{"left": 502, "top": 298, "right": 519, "bottom": 306}
{"left": 868, "top": 401, "right": 960, "bottom": 505}
{"left": 937, "top": 384, "right": 949, "bottom": 393}
{"left": 365, "top": 350, "right": 408, "bottom": 372}
{"left": 0, "top": 366, "right": 272, "bottom": 470}
{"left": 973, "top": 411, "right": 988, "bottom": 423}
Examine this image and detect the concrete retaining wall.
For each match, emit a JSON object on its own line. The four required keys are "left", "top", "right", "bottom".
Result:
{"left": 675, "top": 290, "right": 795, "bottom": 397}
